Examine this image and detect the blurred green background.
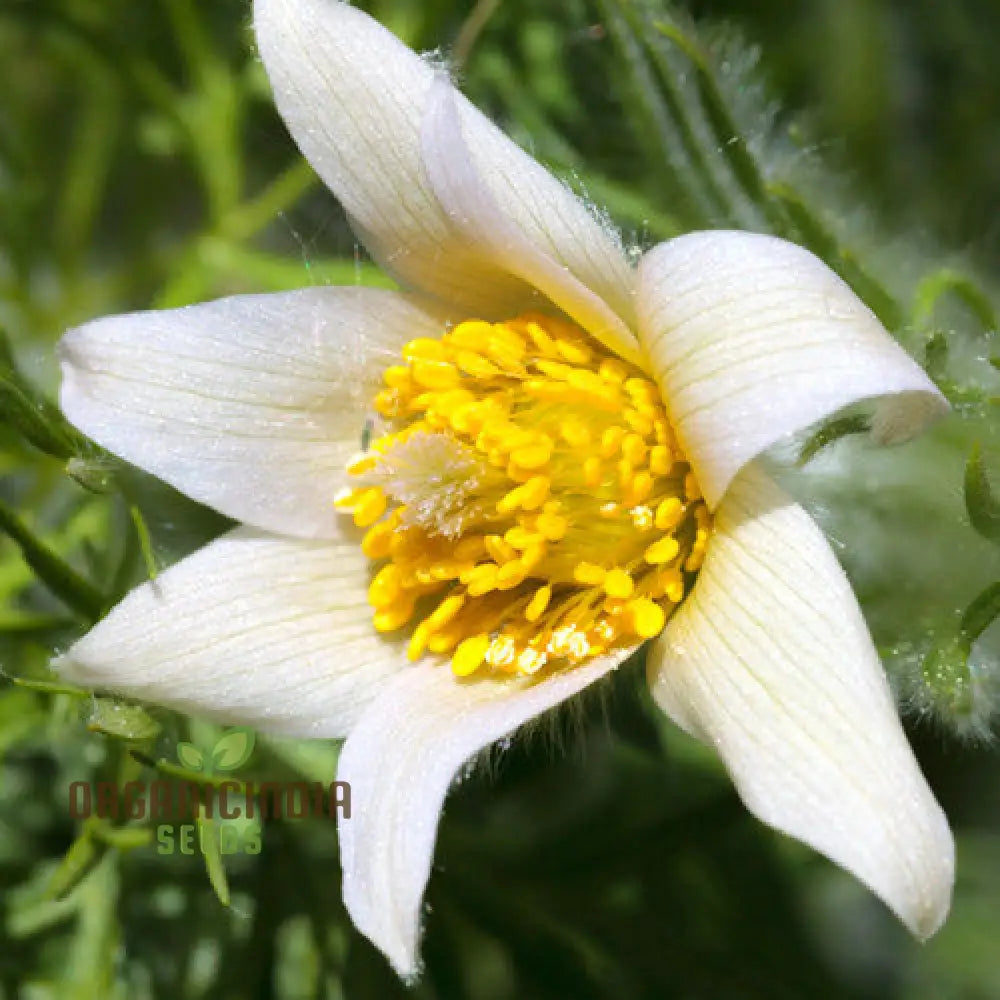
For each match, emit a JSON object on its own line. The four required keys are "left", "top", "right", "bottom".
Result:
{"left": 2, "top": 0, "right": 999, "bottom": 997}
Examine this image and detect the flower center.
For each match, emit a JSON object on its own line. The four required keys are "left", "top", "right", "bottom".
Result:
{"left": 336, "top": 313, "right": 712, "bottom": 679}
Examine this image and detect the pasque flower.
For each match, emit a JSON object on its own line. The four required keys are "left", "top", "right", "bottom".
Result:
{"left": 55, "top": 0, "right": 954, "bottom": 978}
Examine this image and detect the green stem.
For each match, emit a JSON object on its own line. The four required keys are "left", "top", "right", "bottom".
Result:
{"left": 0, "top": 500, "right": 105, "bottom": 621}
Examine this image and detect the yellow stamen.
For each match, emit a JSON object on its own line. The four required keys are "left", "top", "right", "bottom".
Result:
{"left": 452, "top": 634, "right": 491, "bottom": 676}
{"left": 339, "top": 312, "right": 713, "bottom": 679}
{"left": 604, "top": 568, "right": 634, "bottom": 599}
{"left": 525, "top": 585, "right": 552, "bottom": 622}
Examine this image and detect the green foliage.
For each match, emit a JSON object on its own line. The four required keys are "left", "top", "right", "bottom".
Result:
{"left": 2, "top": 0, "right": 1000, "bottom": 997}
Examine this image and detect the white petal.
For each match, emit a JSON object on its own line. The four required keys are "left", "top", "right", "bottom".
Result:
{"left": 647, "top": 464, "right": 954, "bottom": 938}
{"left": 54, "top": 526, "right": 401, "bottom": 737}
{"left": 60, "top": 288, "right": 446, "bottom": 538}
{"left": 253, "top": 0, "right": 635, "bottom": 330}
{"left": 636, "top": 231, "right": 948, "bottom": 508}
{"left": 420, "top": 78, "right": 640, "bottom": 362}
{"left": 337, "top": 653, "right": 627, "bottom": 979}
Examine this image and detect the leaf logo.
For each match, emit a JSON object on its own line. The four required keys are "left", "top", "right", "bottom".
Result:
{"left": 175, "top": 728, "right": 256, "bottom": 773}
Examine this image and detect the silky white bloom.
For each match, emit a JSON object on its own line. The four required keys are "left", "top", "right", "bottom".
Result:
{"left": 54, "top": 0, "right": 954, "bottom": 979}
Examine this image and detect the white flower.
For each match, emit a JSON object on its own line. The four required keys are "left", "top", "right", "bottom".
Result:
{"left": 54, "top": 0, "right": 954, "bottom": 979}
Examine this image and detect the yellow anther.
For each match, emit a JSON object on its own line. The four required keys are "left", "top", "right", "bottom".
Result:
{"left": 488, "top": 323, "right": 528, "bottom": 360}
{"left": 655, "top": 497, "right": 684, "bottom": 531}
{"left": 629, "top": 598, "right": 666, "bottom": 639}
{"left": 455, "top": 350, "right": 500, "bottom": 378}
{"left": 535, "top": 509, "right": 568, "bottom": 541}
{"left": 525, "top": 585, "right": 552, "bottom": 622}
{"left": 523, "top": 379, "right": 571, "bottom": 403}
{"left": 584, "top": 456, "right": 603, "bottom": 486}
{"left": 599, "top": 358, "right": 628, "bottom": 383}
{"left": 534, "top": 358, "right": 575, "bottom": 382}
{"left": 372, "top": 598, "right": 416, "bottom": 632}
{"left": 520, "top": 475, "right": 550, "bottom": 510}
{"left": 574, "top": 562, "right": 607, "bottom": 587}
{"left": 555, "top": 338, "right": 592, "bottom": 365}
{"left": 464, "top": 563, "right": 499, "bottom": 597}
{"left": 361, "top": 520, "right": 395, "bottom": 559}
{"left": 406, "top": 393, "right": 433, "bottom": 414}
{"left": 566, "top": 368, "right": 607, "bottom": 395}
{"left": 649, "top": 445, "right": 673, "bottom": 477}
{"left": 684, "top": 471, "right": 702, "bottom": 501}
{"left": 454, "top": 535, "right": 487, "bottom": 561}
{"left": 520, "top": 539, "right": 548, "bottom": 570}
{"left": 346, "top": 453, "right": 377, "bottom": 476}
{"left": 624, "top": 377, "right": 657, "bottom": 401}
{"left": 685, "top": 550, "right": 706, "bottom": 572}
{"left": 599, "top": 502, "right": 620, "bottom": 518}
{"left": 408, "top": 622, "right": 432, "bottom": 661}
{"left": 403, "top": 337, "right": 449, "bottom": 361}
{"left": 426, "top": 594, "right": 466, "bottom": 632}
{"left": 333, "top": 486, "right": 362, "bottom": 510}
{"left": 428, "top": 561, "right": 466, "bottom": 581}
{"left": 658, "top": 569, "right": 685, "bottom": 603}
{"left": 411, "top": 359, "right": 459, "bottom": 390}
{"left": 368, "top": 564, "right": 402, "bottom": 609}
{"left": 625, "top": 471, "right": 654, "bottom": 506}
{"left": 383, "top": 365, "right": 411, "bottom": 388}
{"left": 604, "top": 568, "right": 634, "bottom": 599}
{"left": 446, "top": 320, "right": 495, "bottom": 350}
{"left": 497, "top": 485, "right": 526, "bottom": 514}
{"left": 428, "top": 387, "right": 474, "bottom": 418}
{"left": 504, "top": 526, "right": 540, "bottom": 550}
{"left": 645, "top": 535, "right": 680, "bottom": 565}
{"left": 452, "top": 634, "right": 491, "bottom": 676}
{"left": 352, "top": 488, "right": 387, "bottom": 528}
{"left": 428, "top": 629, "right": 461, "bottom": 654}
{"left": 373, "top": 388, "right": 400, "bottom": 417}
{"left": 621, "top": 433, "right": 648, "bottom": 466}
{"left": 485, "top": 535, "right": 518, "bottom": 564}
{"left": 601, "top": 426, "right": 626, "bottom": 457}
{"left": 511, "top": 439, "right": 553, "bottom": 470}
{"left": 497, "top": 561, "right": 528, "bottom": 590}
{"left": 559, "top": 419, "right": 591, "bottom": 447}
{"left": 522, "top": 320, "right": 558, "bottom": 356}
{"left": 492, "top": 423, "right": 534, "bottom": 451}
{"left": 624, "top": 409, "right": 654, "bottom": 436}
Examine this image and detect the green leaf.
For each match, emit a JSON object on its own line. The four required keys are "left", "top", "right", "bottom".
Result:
{"left": 797, "top": 413, "right": 870, "bottom": 465}
{"left": 912, "top": 268, "right": 998, "bottom": 331}
{"left": 0, "top": 328, "right": 82, "bottom": 459}
{"left": 964, "top": 444, "right": 1000, "bottom": 543}
{"left": 653, "top": 15, "right": 782, "bottom": 230}
{"left": 921, "top": 634, "right": 975, "bottom": 720}
{"left": 46, "top": 822, "right": 105, "bottom": 900}
{"left": 176, "top": 741, "right": 205, "bottom": 771}
{"left": 212, "top": 727, "right": 255, "bottom": 772}
{"left": 91, "top": 824, "right": 154, "bottom": 851}
{"left": 66, "top": 454, "right": 119, "bottom": 494}
{"left": 960, "top": 581, "right": 1000, "bottom": 644}
{"left": 919, "top": 582, "right": 1000, "bottom": 727}
{"left": 86, "top": 698, "right": 161, "bottom": 741}
{"left": 129, "top": 504, "right": 159, "bottom": 580}
{"left": 0, "top": 499, "right": 105, "bottom": 621}
{"left": 924, "top": 330, "right": 949, "bottom": 382}
{"left": 196, "top": 807, "right": 231, "bottom": 907}
{"left": 597, "top": 0, "right": 727, "bottom": 227}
